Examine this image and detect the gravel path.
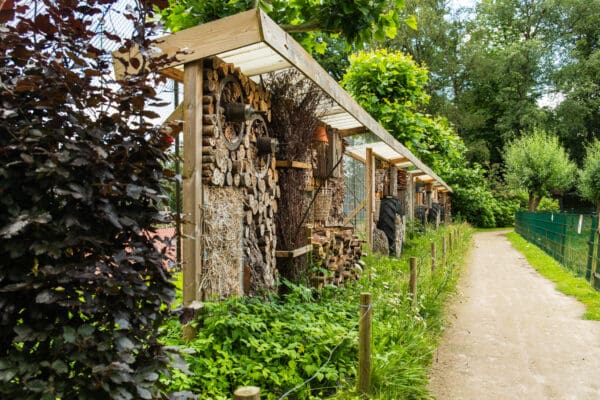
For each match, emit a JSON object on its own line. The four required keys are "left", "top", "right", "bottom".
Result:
{"left": 428, "top": 230, "right": 600, "bottom": 400}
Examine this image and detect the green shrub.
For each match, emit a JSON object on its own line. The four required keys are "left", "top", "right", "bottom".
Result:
{"left": 491, "top": 197, "right": 520, "bottom": 227}
{"left": 162, "top": 283, "right": 357, "bottom": 400}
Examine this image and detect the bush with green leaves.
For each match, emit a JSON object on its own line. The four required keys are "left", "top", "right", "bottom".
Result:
{"left": 0, "top": 1, "right": 175, "bottom": 398}
{"left": 578, "top": 140, "right": 600, "bottom": 214}
{"left": 161, "top": 283, "right": 357, "bottom": 400}
{"left": 504, "top": 129, "right": 577, "bottom": 212}
{"left": 342, "top": 49, "right": 466, "bottom": 168}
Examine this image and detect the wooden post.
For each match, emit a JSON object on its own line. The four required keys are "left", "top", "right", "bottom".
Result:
{"left": 182, "top": 61, "right": 203, "bottom": 305}
{"left": 442, "top": 237, "right": 447, "bottom": 266}
{"left": 590, "top": 216, "right": 600, "bottom": 287}
{"left": 365, "top": 147, "right": 374, "bottom": 252}
{"left": 431, "top": 242, "right": 437, "bottom": 273}
{"left": 234, "top": 386, "right": 260, "bottom": 400}
{"left": 409, "top": 257, "right": 417, "bottom": 304}
{"left": 358, "top": 292, "right": 372, "bottom": 396}
{"left": 448, "top": 232, "right": 453, "bottom": 253}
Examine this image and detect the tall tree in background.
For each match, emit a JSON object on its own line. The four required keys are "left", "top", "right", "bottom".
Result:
{"left": 552, "top": 0, "right": 600, "bottom": 163}
{"left": 388, "top": 0, "right": 464, "bottom": 119}
{"left": 455, "top": 0, "right": 564, "bottom": 165}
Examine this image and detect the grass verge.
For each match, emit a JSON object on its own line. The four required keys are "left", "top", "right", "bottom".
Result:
{"left": 506, "top": 231, "right": 600, "bottom": 320}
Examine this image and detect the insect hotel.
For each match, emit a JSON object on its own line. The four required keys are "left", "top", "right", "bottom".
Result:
{"left": 113, "top": 9, "right": 452, "bottom": 305}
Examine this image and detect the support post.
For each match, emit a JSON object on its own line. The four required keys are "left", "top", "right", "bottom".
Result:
{"left": 359, "top": 292, "right": 372, "bottom": 396}
{"left": 182, "top": 61, "right": 203, "bottom": 305}
{"left": 449, "top": 232, "right": 453, "bottom": 253}
{"left": 365, "top": 147, "right": 374, "bottom": 252}
{"left": 431, "top": 242, "right": 437, "bottom": 273}
{"left": 409, "top": 257, "right": 417, "bottom": 304}
{"left": 442, "top": 237, "right": 447, "bottom": 266}
{"left": 234, "top": 386, "right": 260, "bottom": 400}
{"left": 590, "top": 216, "right": 600, "bottom": 287}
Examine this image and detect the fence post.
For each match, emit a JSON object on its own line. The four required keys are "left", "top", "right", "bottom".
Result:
{"left": 449, "top": 232, "right": 453, "bottom": 253}
{"left": 442, "top": 237, "right": 447, "bottom": 266}
{"left": 234, "top": 386, "right": 260, "bottom": 400}
{"left": 431, "top": 242, "right": 437, "bottom": 273}
{"left": 359, "top": 293, "right": 372, "bottom": 396}
{"left": 590, "top": 216, "right": 600, "bottom": 287}
{"left": 409, "top": 257, "right": 418, "bottom": 304}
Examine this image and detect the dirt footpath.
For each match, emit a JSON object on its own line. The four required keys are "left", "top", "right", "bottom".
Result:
{"left": 428, "top": 230, "right": 600, "bottom": 400}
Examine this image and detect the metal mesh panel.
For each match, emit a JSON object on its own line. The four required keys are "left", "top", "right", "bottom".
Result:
{"left": 515, "top": 211, "right": 598, "bottom": 279}
{"left": 343, "top": 155, "right": 366, "bottom": 239}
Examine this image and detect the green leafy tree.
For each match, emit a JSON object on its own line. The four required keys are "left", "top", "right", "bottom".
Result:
{"left": 552, "top": 0, "right": 600, "bottom": 163}
{"left": 0, "top": 1, "right": 176, "bottom": 398}
{"left": 342, "top": 49, "right": 466, "bottom": 168}
{"left": 578, "top": 140, "right": 600, "bottom": 214}
{"left": 504, "top": 129, "right": 576, "bottom": 211}
{"left": 158, "top": 0, "right": 403, "bottom": 55}
{"left": 451, "top": 0, "right": 564, "bottom": 164}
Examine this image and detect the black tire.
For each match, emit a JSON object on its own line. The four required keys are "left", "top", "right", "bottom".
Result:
{"left": 377, "top": 197, "right": 401, "bottom": 255}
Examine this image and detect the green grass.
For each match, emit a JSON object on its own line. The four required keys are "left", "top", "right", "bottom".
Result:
{"left": 506, "top": 231, "right": 600, "bottom": 320}
{"left": 331, "top": 223, "right": 473, "bottom": 400}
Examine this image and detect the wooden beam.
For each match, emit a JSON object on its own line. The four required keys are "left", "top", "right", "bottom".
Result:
{"left": 275, "top": 160, "right": 311, "bottom": 169}
{"left": 365, "top": 147, "right": 374, "bottom": 251}
{"left": 182, "top": 61, "right": 203, "bottom": 306}
{"left": 113, "top": 9, "right": 263, "bottom": 79}
{"left": 340, "top": 127, "right": 368, "bottom": 137}
{"left": 389, "top": 156, "right": 409, "bottom": 164}
{"left": 166, "top": 101, "right": 184, "bottom": 123}
{"left": 343, "top": 200, "right": 367, "bottom": 226}
{"left": 161, "top": 67, "right": 184, "bottom": 83}
{"left": 275, "top": 244, "right": 313, "bottom": 258}
{"left": 345, "top": 151, "right": 366, "bottom": 164}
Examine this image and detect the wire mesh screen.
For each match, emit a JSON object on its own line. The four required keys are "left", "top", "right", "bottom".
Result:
{"left": 343, "top": 155, "right": 366, "bottom": 239}
{"left": 515, "top": 211, "right": 599, "bottom": 280}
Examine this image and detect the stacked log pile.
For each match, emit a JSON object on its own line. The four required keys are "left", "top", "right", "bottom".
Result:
{"left": 311, "top": 227, "right": 364, "bottom": 287}
{"left": 201, "top": 57, "right": 279, "bottom": 296}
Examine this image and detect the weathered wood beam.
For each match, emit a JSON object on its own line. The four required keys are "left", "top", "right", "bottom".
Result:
{"left": 365, "top": 147, "right": 374, "bottom": 251}
{"left": 113, "top": 9, "right": 263, "bottom": 79}
{"left": 343, "top": 200, "right": 367, "bottom": 226}
{"left": 182, "top": 61, "right": 203, "bottom": 305}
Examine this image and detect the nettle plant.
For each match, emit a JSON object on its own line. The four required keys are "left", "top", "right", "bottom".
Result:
{"left": 0, "top": 1, "right": 176, "bottom": 399}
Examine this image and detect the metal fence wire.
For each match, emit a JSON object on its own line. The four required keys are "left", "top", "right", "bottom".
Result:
{"left": 515, "top": 211, "right": 600, "bottom": 284}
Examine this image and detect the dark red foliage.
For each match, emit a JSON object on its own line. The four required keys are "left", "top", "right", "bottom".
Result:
{"left": 0, "top": 1, "right": 177, "bottom": 398}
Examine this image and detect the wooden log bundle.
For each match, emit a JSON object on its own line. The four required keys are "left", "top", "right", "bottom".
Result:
{"left": 201, "top": 57, "right": 278, "bottom": 296}
{"left": 310, "top": 227, "right": 363, "bottom": 287}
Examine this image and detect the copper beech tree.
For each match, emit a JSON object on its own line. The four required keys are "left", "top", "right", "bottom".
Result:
{"left": 0, "top": 0, "right": 179, "bottom": 398}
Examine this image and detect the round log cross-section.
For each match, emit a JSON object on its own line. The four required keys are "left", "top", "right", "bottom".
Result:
{"left": 234, "top": 386, "right": 260, "bottom": 400}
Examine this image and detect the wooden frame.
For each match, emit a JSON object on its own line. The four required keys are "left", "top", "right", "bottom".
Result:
{"left": 112, "top": 8, "right": 451, "bottom": 193}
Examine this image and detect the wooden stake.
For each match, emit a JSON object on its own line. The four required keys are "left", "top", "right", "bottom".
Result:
{"left": 431, "top": 242, "right": 437, "bottom": 273}
{"left": 359, "top": 293, "right": 372, "bottom": 396}
{"left": 234, "top": 386, "right": 260, "bottom": 400}
{"left": 409, "top": 257, "right": 417, "bottom": 304}
{"left": 442, "top": 237, "right": 447, "bottom": 266}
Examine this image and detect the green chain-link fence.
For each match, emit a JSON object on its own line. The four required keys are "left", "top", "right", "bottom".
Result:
{"left": 515, "top": 211, "right": 600, "bottom": 288}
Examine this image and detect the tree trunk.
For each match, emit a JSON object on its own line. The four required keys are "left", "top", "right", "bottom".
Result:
{"left": 528, "top": 192, "right": 541, "bottom": 212}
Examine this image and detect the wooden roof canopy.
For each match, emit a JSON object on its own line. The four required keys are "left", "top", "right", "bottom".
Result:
{"left": 113, "top": 8, "right": 452, "bottom": 193}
